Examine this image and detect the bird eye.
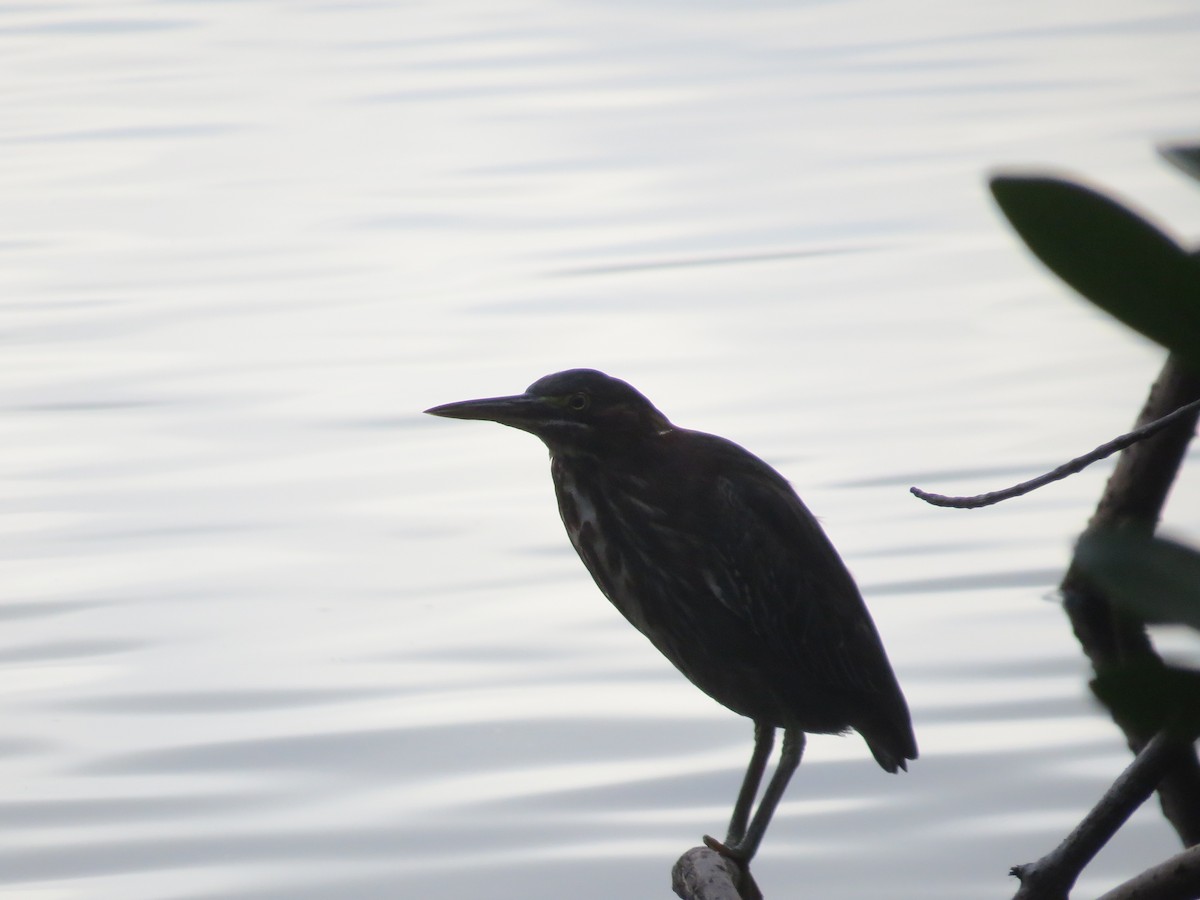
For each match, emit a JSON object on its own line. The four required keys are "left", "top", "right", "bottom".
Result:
{"left": 566, "top": 392, "right": 590, "bottom": 411}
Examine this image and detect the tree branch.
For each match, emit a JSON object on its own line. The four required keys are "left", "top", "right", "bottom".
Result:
{"left": 673, "top": 847, "right": 760, "bottom": 900}
{"left": 1095, "top": 842, "right": 1200, "bottom": 900}
{"left": 1011, "top": 731, "right": 1189, "bottom": 900}
{"left": 1061, "top": 353, "right": 1200, "bottom": 846}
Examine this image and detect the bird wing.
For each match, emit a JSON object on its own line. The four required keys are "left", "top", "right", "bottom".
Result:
{"left": 699, "top": 443, "right": 899, "bottom": 701}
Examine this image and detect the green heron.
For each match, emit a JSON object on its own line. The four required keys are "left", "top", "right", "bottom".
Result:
{"left": 425, "top": 369, "right": 916, "bottom": 863}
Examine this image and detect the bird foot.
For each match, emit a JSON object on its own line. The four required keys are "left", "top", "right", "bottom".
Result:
{"left": 703, "top": 833, "right": 750, "bottom": 864}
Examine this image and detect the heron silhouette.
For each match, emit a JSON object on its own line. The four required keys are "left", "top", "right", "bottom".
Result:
{"left": 426, "top": 368, "right": 916, "bottom": 863}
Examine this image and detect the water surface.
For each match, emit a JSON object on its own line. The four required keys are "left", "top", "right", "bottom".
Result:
{"left": 3, "top": 2, "right": 1200, "bottom": 898}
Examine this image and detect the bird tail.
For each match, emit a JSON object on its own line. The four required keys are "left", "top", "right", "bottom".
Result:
{"left": 858, "top": 718, "right": 918, "bottom": 774}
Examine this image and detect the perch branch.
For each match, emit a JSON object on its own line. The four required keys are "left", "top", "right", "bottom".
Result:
{"left": 673, "top": 846, "right": 760, "bottom": 900}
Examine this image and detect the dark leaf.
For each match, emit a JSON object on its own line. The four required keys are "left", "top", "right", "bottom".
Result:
{"left": 990, "top": 175, "right": 1200, "bottom": 367}
{"left": 1075, "top": 529, "right": 1200, "bottom": 630}
{"left": 1160, "top": 144, "right": 1200, "bottom": 185}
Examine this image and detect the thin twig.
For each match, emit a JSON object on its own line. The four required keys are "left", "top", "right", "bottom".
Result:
{"left": 910, "top": 397, "right": 1200, "bottom": 509}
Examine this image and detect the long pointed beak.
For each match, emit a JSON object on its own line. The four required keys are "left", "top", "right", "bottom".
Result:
{"left": 424, "top": 393, "right": 548, "bottom": 431}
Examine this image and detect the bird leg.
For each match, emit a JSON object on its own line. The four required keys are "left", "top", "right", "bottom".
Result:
{"left": 725, "top": 721, "right": 775, "bottom": 846}
{"left": 725, "top": 727, "right": 806, "bottom": 864}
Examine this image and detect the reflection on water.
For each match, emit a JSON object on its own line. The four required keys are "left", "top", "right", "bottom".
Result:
{"left": 4, "top": 1, "right": 1200, "bottom": 898}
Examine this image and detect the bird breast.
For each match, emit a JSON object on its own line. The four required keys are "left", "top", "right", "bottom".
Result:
{"left": 550, "top": 456, "right": 669, "bottom": 639}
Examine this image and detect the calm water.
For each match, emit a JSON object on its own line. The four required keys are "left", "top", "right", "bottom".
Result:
{"left": 4, "top": 2, "right": 1200, "bottom": 898}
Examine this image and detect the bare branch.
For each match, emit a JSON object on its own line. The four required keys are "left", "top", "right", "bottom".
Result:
{"left": 910, "top": 396, "right": 1200, "bottom": 509}
{"left": 1096, "top": 842, "right": 1200, "bottom": 900}
{"left": 1011, "top": 731, "right": 1187, "bottom": 900}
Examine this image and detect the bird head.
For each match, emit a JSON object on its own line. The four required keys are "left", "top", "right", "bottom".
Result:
{"left": 425, "top": 368, "right": 673, "bottom": 452}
